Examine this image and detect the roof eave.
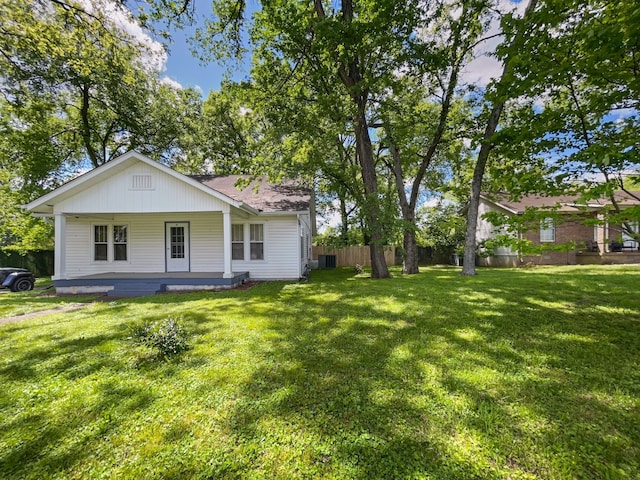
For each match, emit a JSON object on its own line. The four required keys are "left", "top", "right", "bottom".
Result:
{"left": 23, "top": 151, "right": 246, "bottom": 212}
{"left": 479, "top": 194, "right": 519, "bottom": 215}
{"left": 256, "top": 209, "right": 310, "bottom": 216}
{"left": 238, "top": 203, "right": 260, "bottom": 215}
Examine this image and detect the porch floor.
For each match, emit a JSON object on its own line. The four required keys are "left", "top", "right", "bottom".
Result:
{"left": 71, "top": 272, "right": 235, "bottom": 280}
{"left": 53, "top": 271, "right": 250, "bottom": 297}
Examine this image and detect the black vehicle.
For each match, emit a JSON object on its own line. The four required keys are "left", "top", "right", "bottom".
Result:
{"left": 0, "top": 268, "right": 36, "bottom": 292}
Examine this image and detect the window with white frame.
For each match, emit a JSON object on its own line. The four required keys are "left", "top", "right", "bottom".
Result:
{"left": 540, "top": 217, "right": 555, "bottom": 243}
{"left": 93, "top": 224, "right": 128, "bottom": 262}
{"left": 250, "top": 224, "right": 264, "bottom": 260}
{"left": 113, "top": 225, "right": 128, "bottom": 261}
{"left": 232, "top": 224, "right": 244, "bottom": 260}
{"left": 94, "top": 225, "right": 108, "bottom": 261}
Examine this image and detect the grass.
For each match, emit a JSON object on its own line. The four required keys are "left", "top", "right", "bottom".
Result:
{"left": 0, "top": 277, "right": 98, "bottom": 318}
{"left": 1, "top": 265, "right": 639, "bottom": 479}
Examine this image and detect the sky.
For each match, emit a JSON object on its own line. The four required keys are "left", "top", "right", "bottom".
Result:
{"left": 158, "top": 1, "right": 254, "bottom": 95}
{"left": 147, "top": 0, "right": 528, "bottom": 97}
{"left": 160, "top": 25, "right": 246, "bottom": 94}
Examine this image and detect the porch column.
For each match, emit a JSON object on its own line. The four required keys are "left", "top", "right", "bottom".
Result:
{"left": 222, "top": 208, "right": 233, "bottom": 278}
{"left": 54, "top": 214, "right": 66, "bottom": 280}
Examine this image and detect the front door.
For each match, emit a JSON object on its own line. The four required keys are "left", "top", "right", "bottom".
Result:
{"left": 166, "top": 222, "right": 190, "bottom": 272}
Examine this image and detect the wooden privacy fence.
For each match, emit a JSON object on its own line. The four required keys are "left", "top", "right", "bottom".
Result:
{"left": 312, "top": 245, "right": 396, "bottom": 267}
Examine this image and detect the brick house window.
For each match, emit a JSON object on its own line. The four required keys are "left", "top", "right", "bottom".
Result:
{"left": 540, "top": 217, "right": 555, "bottom": 243}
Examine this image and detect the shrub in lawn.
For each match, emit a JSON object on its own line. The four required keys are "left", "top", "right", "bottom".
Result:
{"left": 129, "top": 315, "right": 190, "bottom": 358}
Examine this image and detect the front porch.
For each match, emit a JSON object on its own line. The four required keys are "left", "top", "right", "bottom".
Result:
{"left": 54, "top": 271, "right": 250, "bottom": 297}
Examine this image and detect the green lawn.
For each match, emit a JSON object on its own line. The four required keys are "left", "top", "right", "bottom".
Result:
{"left": 1, "top": 266, "right": 639, "bottom": 479}
{"left": 0, "top": 277, "right": 97, "bottom": 318}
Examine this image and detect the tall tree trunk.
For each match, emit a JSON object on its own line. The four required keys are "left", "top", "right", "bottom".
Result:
{"left": 313, "top": 0, "right": 389, "bottom": 278}
{"left": 402, "top": 218, "right": 419, "bottom": 274}
{"left": 339, "top": 197, "right": 349, "bottom": 245}
{"left": 461, "top": 0, "right": 538, "bottom": 275}
{"left": 354, "top": 109, "right": 390, "bottom": 278}
{"left": 382, "top": 1, "right": 473, "bottom": 275}
{"left": 80, "top": 83, "right": 100, "bottom": 168}
{"left": 388, "top": 137, "right": 419, "bottom": 273}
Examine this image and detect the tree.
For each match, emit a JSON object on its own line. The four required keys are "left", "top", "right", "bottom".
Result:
{"left": 461, "top": 0, "right": 539, "bottom": 275}
{"left": 472, "top": 0, "right": 640, "bottom": 262}
{"left": 378, "top": 0, "right": 490, "bottom": 274}
{"left": 156, "top": 0, "right": 466, "bottom": 278}
{"left": 0, "top": 0, "right": 201, "bottom": 170}
{"left": 0, "top": 0, "right": 204, "bottom": 249}
{"left": 417, "top": 201, "right": 466, "bottom": 254}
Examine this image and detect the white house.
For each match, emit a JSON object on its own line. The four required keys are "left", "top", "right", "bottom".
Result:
{"left": 24, "top": 151, "right": 313, "bottom": 296}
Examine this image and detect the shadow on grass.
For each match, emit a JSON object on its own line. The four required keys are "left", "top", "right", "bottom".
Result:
{"left": 0, "top": 381, "right": 156, "bottom": 477}
{"left": 205, "top": 267, "right": 640, "bottom": 478}
{"left": 1, "top": 267, "right": 639, "bottom": 478}
{"left": 0, "top": 307, "right": 205, "bottom": 478}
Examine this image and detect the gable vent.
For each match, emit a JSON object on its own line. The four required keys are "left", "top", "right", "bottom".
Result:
{"left": 131, "top": 174, "right": 153, "bottom": 190}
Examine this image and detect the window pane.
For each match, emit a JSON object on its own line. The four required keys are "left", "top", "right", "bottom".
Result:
{"left": 250, "top": 243, "right": 264, "bottom": 260}
{"left": 114, "top": 244, "right": 127, "bottom": 261}
{"left": 95, "top": 225, "right": 108, "bottom": 243}
{"left": 540, "top": 218, "right": 555, "bottom": 243}
{"left": 113, "top": 225, "right": 127, "bottom": 243}
{"left": 232, "top": 243, "right": 244, "bottom": 260}
{"left": 232, "top": 224, "right": 244, "bottom": 241}
{"left": 113, "top": 225, "right": 127, "bottom": 261}
{"left": 94, "top": 225, "right": 108, "bottom": 261}
{"left": 171, "top": 226, "right": 185, "bottom": 258}
{"left": 250, "top": 224, "right": 263, "bottom": 241}
{"left": 94, "top": 244, "right": 108, "bottom": 261}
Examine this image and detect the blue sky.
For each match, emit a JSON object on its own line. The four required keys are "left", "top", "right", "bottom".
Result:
{"left": 155, "top": 0, "right": 527, "bottom": 96}
{"left": 162, "top": 27, "right": 246, "bottom": 94}
{"left": 160, "top": 3, "right": 254, "bottom": 96}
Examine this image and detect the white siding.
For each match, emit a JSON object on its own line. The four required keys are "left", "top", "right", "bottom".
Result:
{"left": 55, "top": 161, "right": 227, "bottom": 214}
{"left": 298, "top": 213, "right": 312, "bottom": 274}
{"left": 476, "top": 200, "right": 498, "bottom": 243}
{"left": 191, "top": 213, "right": 224, "bottom": 272}
{"left": 62, "top": 212, "right": 301, "bottom": 279}
{"left": 230, "top": 215, "right": 300, "bottom": 280}
{"left": 476, "top": 199, "right": 516, "bottom": 257}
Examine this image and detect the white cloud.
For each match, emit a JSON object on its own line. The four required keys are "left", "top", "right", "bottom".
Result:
{"left": 78, "top": 0, "right": 168, "bottom": 73}
{"left": 461, "top": 0, "right": 530, "bottom": 87}
{"left": 160, "top": 76, "right": 184, "bottom": 90}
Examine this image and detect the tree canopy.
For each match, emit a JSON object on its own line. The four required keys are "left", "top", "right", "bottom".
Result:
{"left": 3, "top": 0, "right": 639, "bottom": 269}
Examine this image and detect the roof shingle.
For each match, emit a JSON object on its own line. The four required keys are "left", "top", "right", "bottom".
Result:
{"left": 483, "top": 191, "right": 640, "bottom": 214}
{"left": 191, "top": 175, "right": 311, "bottom": 213}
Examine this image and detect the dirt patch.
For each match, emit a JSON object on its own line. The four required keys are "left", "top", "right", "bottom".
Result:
{"left": 0, "top": 303, "right": 90, "bottom": 325}
{"left": 235, "top": 281, "right": 262, "bottom": 291}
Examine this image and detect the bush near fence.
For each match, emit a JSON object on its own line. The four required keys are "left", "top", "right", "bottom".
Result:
{"left": 0, "top": 250, "right": 54, "bottom": 276}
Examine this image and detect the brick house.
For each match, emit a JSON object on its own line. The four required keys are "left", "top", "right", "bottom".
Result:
{"left": 476, "top": 192, "right": 640, "bottom": 267}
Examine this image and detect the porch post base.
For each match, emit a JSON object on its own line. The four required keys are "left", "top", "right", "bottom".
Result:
{"left": 223, "top": 272, "right": 235, "bottom": 279}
